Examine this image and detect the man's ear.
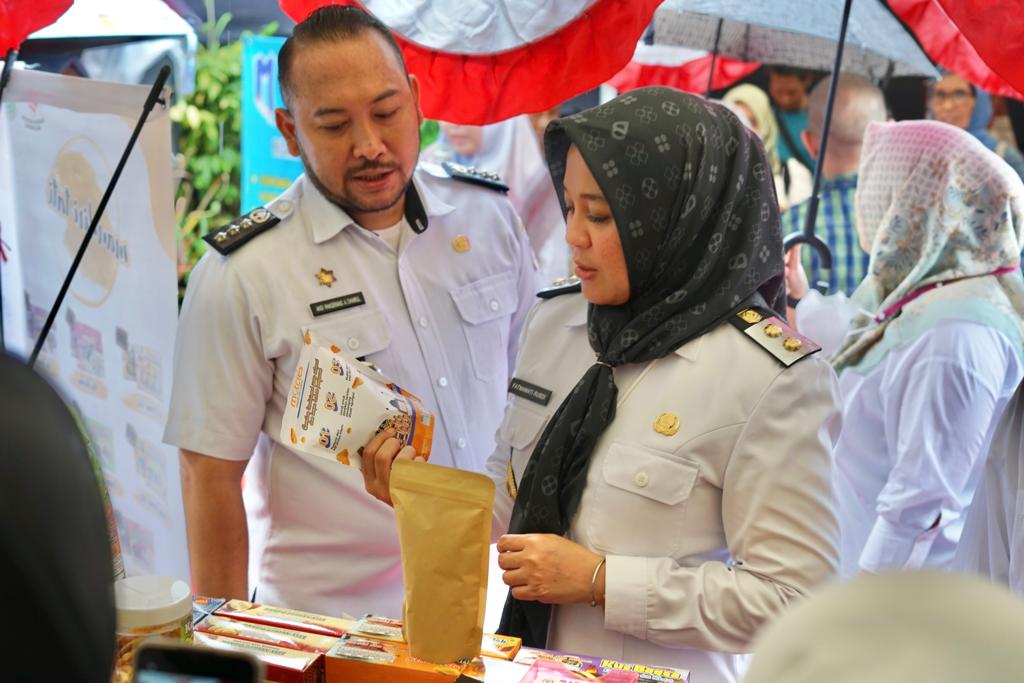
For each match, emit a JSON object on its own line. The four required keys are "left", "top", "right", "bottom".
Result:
{"left": 801, "top": 128, "right": 820, "bottom": 160}
{"left": 276, "top": 107, "right": 301, "bottom": 157}
{"left": 408, "top": 73, "right": 424, "bottom": 126}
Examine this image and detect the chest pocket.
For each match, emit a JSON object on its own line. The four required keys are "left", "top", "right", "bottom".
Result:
{"left": 450, "top": 271, "right": 517, "bottom": 381}
{"left": 303, "top": 305, "right": 393, "bottom": 368}
{"left": 587, "top": 442, "right": 699, "bottom": 557}
{"left": 498, "top": 401, "right": 552, "bottom": 497}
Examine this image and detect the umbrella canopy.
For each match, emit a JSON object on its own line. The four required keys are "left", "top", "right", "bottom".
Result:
{"left": 654, "top": 0, "right": 938, "bottom": 79}
{"left": 280, "top": 0, "right": 662, "bottom": 124}
{"left": 607, "top": 42, "right": 760, "bottom": 95}
{"left": 888, "top": 0, "right": 1024, "bottom": 99}
{"left": 0, "top": 0, "right": 71, "bottom": 53}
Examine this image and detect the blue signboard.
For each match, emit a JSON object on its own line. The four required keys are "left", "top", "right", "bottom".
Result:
{"left": 241, "top": 35, "right": 303, "bottom": 212}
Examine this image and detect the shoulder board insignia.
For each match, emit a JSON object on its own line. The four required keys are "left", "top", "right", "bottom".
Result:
{"left": 441, "top": 161, "right": 509, "bottom": 193}
{"left": 203, "top": 199, "right": 292, "bottom": 255}
{"left": 728, "top": 306, "right": 821, "bottom": 367}
{"left": 537, "top": 276, "right": 582, "bottom": 299}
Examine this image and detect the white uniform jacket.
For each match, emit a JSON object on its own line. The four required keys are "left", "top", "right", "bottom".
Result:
{"left": 487, "top": 292, "right": 842, "bottom": 683}
{"left": 165, "top": 165, "right": 538, "bottom": 617}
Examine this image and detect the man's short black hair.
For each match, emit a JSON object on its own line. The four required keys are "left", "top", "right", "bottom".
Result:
{"left": 278, "top": 5, "right": 408, "bottom": 105}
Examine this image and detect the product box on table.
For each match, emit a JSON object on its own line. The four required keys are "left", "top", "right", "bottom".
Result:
{"left": 194, "top": 631, "right": 324, "bottom": 683}
{"left": 325, "top": 634, "right": 466, "bottom": 683}
{"left": 192, "top": 596, "right": 226, "bottom": 627}
{"left": 214, "top": 598, "right": 354, "bottom": 637}
{"left": 348, "top": 614, "right": 522, "bottom": 660}
{"left": 198, "top": 614, "right": 340, "bottom": 653}
{"left": 513, "top": 647, "right": 690, "bottom": 683}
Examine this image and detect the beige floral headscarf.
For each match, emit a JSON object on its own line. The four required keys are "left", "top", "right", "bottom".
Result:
{"left": 833, "top": 120, "right": 1024, "bottom": 373}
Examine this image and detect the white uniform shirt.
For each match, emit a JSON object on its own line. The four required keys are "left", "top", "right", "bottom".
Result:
{"left": 487, "top": 293, "right": 842, "bottom": 683}
{"left": 831, "top": 320, "right": 1024, "bottom": 576}
{"left": 954, "top": 382, "right": 1024, "bottom": 597}
{"left": 164, "top": 166, "right": 538, "bottom": 617}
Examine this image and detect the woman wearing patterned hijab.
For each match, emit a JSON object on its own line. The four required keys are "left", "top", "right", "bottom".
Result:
{"left": 790, "top": 119, "right": 1024, "bottom": 579}
{"left": 479, "top": 87, "right": 842, "bottom": 683}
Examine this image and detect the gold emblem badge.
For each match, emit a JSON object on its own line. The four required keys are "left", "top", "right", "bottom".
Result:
{"left": 738, "top": 309, "right": 763, "bottom": 324}
{"left": 452, "top": 235, "right": 471, "bottom": 253}
{"left": 764, "top": 323, "right": 783, "bottom": 338}
{"left": 653, "top": 412, "right": 681, "bottom": 437}
{"left": 316, "top": 268, "right": 336, "bottom": 287}
{"left": 783, "top": 337, "right": 803, "bottom": 352}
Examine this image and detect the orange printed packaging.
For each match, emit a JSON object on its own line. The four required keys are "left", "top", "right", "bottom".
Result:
{"left": 214, "top": 599, "right": 354, "bottom": 638}
{"left": 281, "top": 331, "right": 434, "bottom": 467}
{"left": 198, "top": 615, "right": 341, "bottom": 654}
{"left": 348, "top": 615, "right": 521, "bottom": 660}
{"left": 194, "top": 631, "right": 324, "bottom": 683}
{"left": 325, "top": 635, "right": 464, "bottom": 683}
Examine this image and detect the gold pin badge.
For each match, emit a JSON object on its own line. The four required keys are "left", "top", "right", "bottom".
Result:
{"left": 316, "top": 268, "right": 336, "bottom": 287}
{"left": 452, "top": 234, "right": 471, "bottom": 253}
{"left": 764, "top": 323, "right": 783, "bottom": 338}
{"left": 739, "top": 309, "right": 763, "bottom": 324}
{"left": 653, "top": 412, "right": 681, "bottom": 437}
{"left": 783, "top": 337, "right": 803, "bottom": 352}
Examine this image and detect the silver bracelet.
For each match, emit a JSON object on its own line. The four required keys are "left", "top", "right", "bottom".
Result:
{"left": 590, "top": 557, "right": 606, "bottom": 607}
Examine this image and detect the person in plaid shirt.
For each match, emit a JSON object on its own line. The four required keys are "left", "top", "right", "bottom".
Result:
{"left": 783, "top": 74, "right": 887, "bottom": 297}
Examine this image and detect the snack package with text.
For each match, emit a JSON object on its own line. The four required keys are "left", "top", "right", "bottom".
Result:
{"left": 513, "top": 648, "right": 690, "bottom": 683}
{"left": 281, "top": 331, "right": 434, "bottom": 468}
{"left": 215, "top": 599, "right": 354, "bottom": 637}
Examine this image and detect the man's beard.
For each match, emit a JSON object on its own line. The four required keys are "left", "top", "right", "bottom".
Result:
{"left": 297, "top": 147, "right": 413, "bottom": 219}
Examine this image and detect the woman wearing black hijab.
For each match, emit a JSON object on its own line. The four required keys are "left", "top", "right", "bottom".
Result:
{"left": 490, "top": 88, "right": 840, "bottom": 683}
{"left": 363, "top": 87, "right": 841, "bottom": 683}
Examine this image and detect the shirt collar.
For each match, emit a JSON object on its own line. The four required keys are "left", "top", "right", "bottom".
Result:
{"left": 823, "top": 172, "right": 858, "bottom": 191}
{"left": 304, "top": 167, "right": 455, "bottom": 245}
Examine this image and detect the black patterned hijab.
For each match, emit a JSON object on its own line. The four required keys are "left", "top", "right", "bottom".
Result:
{"left": 498, "top": 87, "right": 784, "bottom": 645}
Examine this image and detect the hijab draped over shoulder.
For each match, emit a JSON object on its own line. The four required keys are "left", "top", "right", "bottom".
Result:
{"left": 833, "top": 120, "right": 1024, "bottom": 373}
{"left": 500, "top": 86, "right": 785, "bottom": 645}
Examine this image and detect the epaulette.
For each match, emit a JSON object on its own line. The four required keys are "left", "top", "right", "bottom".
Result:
{"left": 537, "top": 276, "right": 582, "bottom": 299}
{"left": 203, "top": 198, "right": 294, "bottom": 255}
{"left": 441, "top": 161, "right": 509, "bottom": 193}
{"left": 728, "top": 306, "right": 821, "bottom": 367}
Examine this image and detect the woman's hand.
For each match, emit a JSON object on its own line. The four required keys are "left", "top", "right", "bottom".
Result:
{"left": 497, "top": 533, "right": 605, "bottom": 605}
{"left": 360, "top": 429, "right": 423, "bottom": 506}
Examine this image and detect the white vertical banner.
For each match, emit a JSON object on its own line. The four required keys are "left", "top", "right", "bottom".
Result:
{"left": 0, "top": 68, "right": 188, "bottom": 580}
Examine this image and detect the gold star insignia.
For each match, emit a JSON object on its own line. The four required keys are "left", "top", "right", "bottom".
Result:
{"left": 316, "top": 268, "right": 336, "bottom": 287}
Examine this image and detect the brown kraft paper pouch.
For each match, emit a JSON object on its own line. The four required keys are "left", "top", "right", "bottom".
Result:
{"left": 389, "top": 459, "right": 495, "bottom": 664}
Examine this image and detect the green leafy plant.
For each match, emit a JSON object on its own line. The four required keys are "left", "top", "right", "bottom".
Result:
{"left": 171, "top": 3, "right": 276, "bottom": 296}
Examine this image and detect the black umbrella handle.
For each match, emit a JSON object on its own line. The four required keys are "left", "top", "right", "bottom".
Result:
{"left": 799, "top": 0, "right": 854, "bottom": 276}
{"left": 0, "top": 48, "right": 17, "bottom": 352}
{"left": 784, "top": 229, "right": 832, "bottom": 294}
{"left": 28, "top": 65, "right": 171, "bottom": 369}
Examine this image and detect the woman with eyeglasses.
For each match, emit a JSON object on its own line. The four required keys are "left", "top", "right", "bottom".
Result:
{"left": 931, "top": 73, "right": 1024, "bottom": 183}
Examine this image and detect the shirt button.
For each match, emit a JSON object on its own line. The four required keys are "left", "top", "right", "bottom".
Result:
{"left": 346, "top": 337, "right": 360, "bottom": 351}
{"left": 634, "top": 471, "right": 649, "bottom": 488}
{"left": 437, "top": 377, "right": 449, "bottom": 388}
{"left": 489, "top": 299, "right": 500, "bottom": 312}
{"left": 419, "top": 316, "right": 428, "bottom": 328}
{"left": 457, "top": 438, "right": 467, "bottom": 449}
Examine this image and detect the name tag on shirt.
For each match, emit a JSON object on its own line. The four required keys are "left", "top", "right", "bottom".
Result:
{"left": 509, "top": 377, "right": 552, "bottom": 406}
{"left": 309, "top": 292, "right": 366, "bottom": 317}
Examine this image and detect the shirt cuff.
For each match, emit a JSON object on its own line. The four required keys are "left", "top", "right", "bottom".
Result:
{"left": 859, "top": 517, "right": 935, "bottom": 573}
{"left": 603, "top": 555, "right": 647, "bottom": 640}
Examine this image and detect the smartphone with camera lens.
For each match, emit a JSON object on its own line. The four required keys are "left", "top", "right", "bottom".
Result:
{"left": 132, "top": 639, "right": 263, "bottom": 683}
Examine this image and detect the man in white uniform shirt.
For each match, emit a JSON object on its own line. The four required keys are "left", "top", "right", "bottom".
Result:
{"left": 163, "top": 6, "right": 538, "bottom": 617}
